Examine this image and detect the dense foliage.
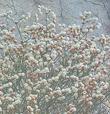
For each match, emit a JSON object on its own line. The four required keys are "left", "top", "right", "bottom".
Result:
{"left": 0, "top": 6, "right": 110, "bottom": 114}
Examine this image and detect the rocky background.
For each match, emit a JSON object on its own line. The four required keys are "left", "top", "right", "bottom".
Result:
{"left": 0, "top": 0, "right": 110, "bottom": 34}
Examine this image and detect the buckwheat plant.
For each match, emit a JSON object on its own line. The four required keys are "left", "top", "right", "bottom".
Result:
{"left": 0, "top": 5, "right": 110, "bottom": 114}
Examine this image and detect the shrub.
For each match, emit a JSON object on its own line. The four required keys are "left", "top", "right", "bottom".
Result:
{"left": 0, "top": 5, "right": 110, "bottom": 114}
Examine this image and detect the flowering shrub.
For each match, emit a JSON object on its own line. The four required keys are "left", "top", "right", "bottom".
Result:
{"left": 0, "top": 5, "right": 110, "bottom": 114}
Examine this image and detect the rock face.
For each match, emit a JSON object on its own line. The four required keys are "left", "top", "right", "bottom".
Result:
{"left": 0, "top": 0, "right": 110, "bottom": 34}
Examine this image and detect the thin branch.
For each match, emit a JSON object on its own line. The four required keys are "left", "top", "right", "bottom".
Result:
{"left": 59, "top": 0, "right": 63, "bottom": 21}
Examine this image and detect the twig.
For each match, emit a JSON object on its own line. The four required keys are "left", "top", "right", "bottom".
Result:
{"left": 59, "top": 0, "right": 63, "bottom": 21}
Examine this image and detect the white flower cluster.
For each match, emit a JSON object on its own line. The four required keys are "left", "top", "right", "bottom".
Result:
{"left": 0, "top": 6, "right": 110, "bottom": 114}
